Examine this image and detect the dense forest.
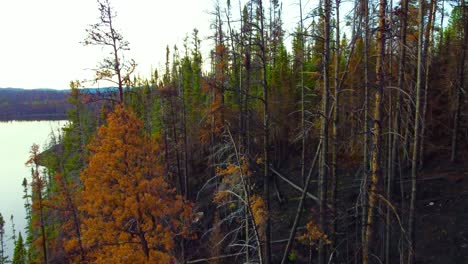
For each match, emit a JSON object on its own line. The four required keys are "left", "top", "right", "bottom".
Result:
{"left": 1, "top": 0, "right": 466, "bottom": 263}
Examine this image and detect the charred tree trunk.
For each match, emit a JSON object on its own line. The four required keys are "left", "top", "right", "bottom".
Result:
{"left": 451, "top": 0, "right": 467, "bottom": 163}
{"left": 300, "top": 0, "right": 307, "bottom": 186}
{"left": 256, "top": 1, "right": 271, "bottom": 262}
{"left": 318, "top": 0, "right": 331, "bottom": 262}
{"left": 408, "top": 0, "right": 426, "bottom": 262}
{"left": 331, "top": 0, "right": 341, "bottom": 256}
{"left": 419, "top": 0, "right": 437, "bottom": 169}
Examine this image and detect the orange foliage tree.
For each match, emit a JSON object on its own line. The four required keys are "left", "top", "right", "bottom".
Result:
{"left": 79, "top": 105, "right": 193, "bottom": 263}
{"left": 49, "top": 173, "right": 85, "bottom": 263}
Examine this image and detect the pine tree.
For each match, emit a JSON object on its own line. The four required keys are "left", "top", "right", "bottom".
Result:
{"left": 26, "top": 144, "right": 48, "bottom": 264}
{"left": 12, "top": 232, "right": 26, "bottom": 264}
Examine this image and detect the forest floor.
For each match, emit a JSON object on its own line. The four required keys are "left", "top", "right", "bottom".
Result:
{"left": 187, "top": 144, "right": 467, "bottom": 263}
{"left": 416, "top": 147, "right": 467, "bottom": 264}
{"left": 267, "top": 145, "right": 468, "bottom": 263}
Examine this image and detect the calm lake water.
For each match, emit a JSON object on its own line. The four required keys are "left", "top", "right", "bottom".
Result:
{"left": 0, "top": 120, "right": 66, "bottom": 259}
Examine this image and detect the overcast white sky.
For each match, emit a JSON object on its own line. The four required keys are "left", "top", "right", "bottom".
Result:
{"left": 0, "top": 0, "right": 313, "bottom": 89}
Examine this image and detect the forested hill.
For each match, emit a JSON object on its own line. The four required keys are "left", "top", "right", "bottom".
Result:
{"left": 0, "top": 88, "right": 70, "bottom": 120}
{"left": 0, "top": 88, "right": 117, "bottom": 121}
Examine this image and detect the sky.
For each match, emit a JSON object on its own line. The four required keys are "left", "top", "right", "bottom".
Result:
{"left": 0, "top": 0, "right": 212, "bottom": 89}
{"left": 0, "top": 0, "right": 312, "bottom": 90}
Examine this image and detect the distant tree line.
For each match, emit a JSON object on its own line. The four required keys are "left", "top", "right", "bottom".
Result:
{"left": 0, "top": 88, "right": 118, "bottom": 121}
{"left": 0, "top": 88, "right": 70, "bottom": 121}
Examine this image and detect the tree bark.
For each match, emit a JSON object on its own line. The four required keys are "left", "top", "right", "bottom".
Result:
{"left": 363, "top": 0, "right": 386, "bottom": 262}
{"left": 419, "top": 0, "right": 437, "bottom": 169}
{"left": 331, "top": 0, "right": 341, "bottom": 256}
{"left": 408, "top": 0, "right": 426, "bottom": 262}
{"left": 256, "top": 1, "right": 271, "bottom": 262}
{"left": 361, "top": 0, "right": 371, "bottom": 258}
{"left": 390, "top": 0, "right": 409, "bottom": 260}
{"left": 451, "top": 0, "right": 467, "bottom": 163}
{"left": 385, "top": 0, "right": 395, "bottom": 261}
{"left": 300, "top": 0, "right": 306, "bottom": 187}
{"left": 318, "top": 0, "right": 331, "bottom": 262}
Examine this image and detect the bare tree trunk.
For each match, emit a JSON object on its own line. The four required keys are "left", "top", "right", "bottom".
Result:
{"left": 169, "top": 94, "right": 183, "bottom": 194}
{"left": 161, "top": 100, "right": 171, "bottom": 177}
{"left": 105, "top": 3, "right": 124, "bottom": 103}
{"left": 256, "top": 1, "right": 271, "bottom": 262}
{"left": 300, "top": 0, "right": 306, "bottom": 186}
{"left": 451, "top": 0, "right": 467, "bottom": 163}
{"left": 391, "top": 0, "right": 409, "bottom": 260}
{"left": 419, "top": 0, "right": 437, "bottom": 169}
{"left": 331, "top": 0, "right": 341, "bottom": 257}
{"left": 235, "top": 5, "right": 249, "bottom": 261}
{"left": 180, "top": 65, "right": 189, "bottom": 264}
{"left": 318, "top": 0, "right": 331, "bottom": 262}
{"left": 181, "top": 77, "right": 189, "bottom": 200}
{"left": 361, "top": 0, "right": 371, "bottom": 258}
{"left": 385, "top": 0, "right": 395, "bottom": 261}
{"left": 408, "top": 0, "right": 426, "bottom": 262}
{"left": 363, "top": 0, "right": 386, "bottom": 262}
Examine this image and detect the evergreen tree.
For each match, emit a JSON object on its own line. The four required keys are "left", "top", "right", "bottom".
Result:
{"left": 12, "top": 233, "right": 26, "bottom": 264}
{"left": 0, "top": 213, "right": 8, "bottom": 264}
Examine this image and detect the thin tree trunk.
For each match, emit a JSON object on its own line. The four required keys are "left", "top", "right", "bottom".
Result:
{"left": 161, "top": 100, "right": 171, "bottom": 178}
{"left": 408, "top": 0, "right": 426, "bottom": 262}
{"left": 280, "top": 141, "right": 321, "bottom": 264}
{"left": 318, "top": 0, "right": 331, "bottom": 262}
{"left": 181, "top": 71, "right": 189, "bottom": 200}
{"left": 419, "top": 0, "right": 436, "bottom": 169}
{"left": 451, "top": 0, "right": 467, "bottom": 163}
{"left": 244, "top": 1, "right": 253, "bottom": 156}
{"left": 35, "top": 169, "right": 48, "bottom": 264}
{"left": 361, "top": 0, "right": 371, "bottom": 258}
{"left": 386, "top": 0, "right": 395, "bottom": 261}
{"left": 363, "top": 0, "right": 386, "bottom": 262}
{"left": 392, "top": 0, "right": 409, "bottom": 260}
{"left": 300, "top": 0, "right": 306, "bottom": 186}
{"left": 107, "top": 6, "right": 124, "bottom": 103}
{"left": 331, "top": 0, "right": 341, "bottom": 257}
{"left": 169, "top": 95, "right": 183, "bottom": 194}
{"left": 257, "top": 1, "right": 271, "bottom": 262}
{"left": 236, "top": 5, "right": 249, "bottom": 261}
{"left": 135, "top": 194, "right": 150, "bottom": 259}
{"left": 179, "top": 65, "right": 189, "bottom": 264}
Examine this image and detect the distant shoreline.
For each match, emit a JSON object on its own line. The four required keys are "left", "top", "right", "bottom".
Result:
{"left": 0, "top": 115, "right": 68, "bottom": 122}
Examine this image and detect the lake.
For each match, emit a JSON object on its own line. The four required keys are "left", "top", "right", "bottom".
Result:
{"left": 0, "top": 120, "right": 66, "bottom": 259}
